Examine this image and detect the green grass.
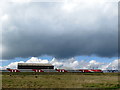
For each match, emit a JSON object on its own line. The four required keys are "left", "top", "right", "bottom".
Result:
{"left": 2, "top": 72, "right": 119, "bottom": 89}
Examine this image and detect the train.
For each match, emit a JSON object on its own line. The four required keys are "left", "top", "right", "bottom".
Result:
{"left": 0, "top": 68, "right": 119, "bottom": 73}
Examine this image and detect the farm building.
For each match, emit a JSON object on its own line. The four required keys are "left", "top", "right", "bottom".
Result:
{"left": 18, "top": 63, "right": 54, "bottom": 69}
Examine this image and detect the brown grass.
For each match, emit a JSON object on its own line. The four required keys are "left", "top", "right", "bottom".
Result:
{"left": 2, "top": 72, "right": 119, "bottom": 88}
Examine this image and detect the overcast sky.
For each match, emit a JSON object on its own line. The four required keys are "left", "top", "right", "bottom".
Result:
{"left": 1, "top": 0, "right": 118, "bottom": 60}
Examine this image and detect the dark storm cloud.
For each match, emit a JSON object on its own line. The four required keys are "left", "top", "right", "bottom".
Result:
{"left": 1, "top": 1, "right": 118, "bottom": 59}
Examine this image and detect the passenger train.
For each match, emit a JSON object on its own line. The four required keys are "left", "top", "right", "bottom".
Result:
{"left": 1, "top": 68, "right": 119, "bottom": 73}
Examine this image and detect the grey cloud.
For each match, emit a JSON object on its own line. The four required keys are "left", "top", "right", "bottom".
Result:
{"left": 1, "top": 1, "right": 118, "bottom": 59}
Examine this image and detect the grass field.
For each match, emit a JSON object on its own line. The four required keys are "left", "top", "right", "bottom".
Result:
{"left": 2, "top": 72, "right": 119, "bottom": 89}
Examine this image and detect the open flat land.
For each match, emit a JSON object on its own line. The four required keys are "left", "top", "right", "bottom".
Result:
{"left": 2, "top": 72, "right": 119, "bottom": 89}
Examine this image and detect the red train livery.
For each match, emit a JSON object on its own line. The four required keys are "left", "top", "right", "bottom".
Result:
{"left": 6, "top": 68, "right": 103, "bottom": 73}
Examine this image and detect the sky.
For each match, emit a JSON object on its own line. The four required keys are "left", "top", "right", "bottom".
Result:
{"left": 0, "top": 0, "right": 119, "bottom": 70}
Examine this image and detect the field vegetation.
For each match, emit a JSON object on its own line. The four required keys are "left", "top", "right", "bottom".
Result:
{"left": 2, "top": 72, "right": 119, "bottom": 89}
